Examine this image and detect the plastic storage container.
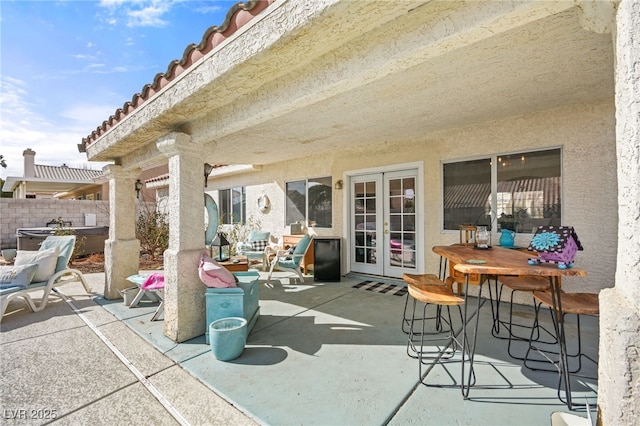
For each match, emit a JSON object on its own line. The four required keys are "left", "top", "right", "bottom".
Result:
{"left": 209, "top": 317, "right": 247, "bottom": 361}
{"left": 205, "top": 271, "right": 260, "bottom": 344}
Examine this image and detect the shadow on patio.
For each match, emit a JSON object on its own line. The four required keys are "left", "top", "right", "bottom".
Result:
{"left": 0, "top": 271, "right": 598, "bottom": 425}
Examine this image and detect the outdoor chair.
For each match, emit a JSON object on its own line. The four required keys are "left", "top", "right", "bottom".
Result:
{"left": 525, "top": 290, "right": 599, "bottom": 410}
{"left": 236, "top": 230, "right": 276, "bottom": 271}
{"left": 401, "top": 272, "right": 451, "bottom": 334}
{"left": 491, "top": 275, "right": 558, "bottom": 360}
{"left": 266, "top": 234, "right": 313, "bottom": 284}
{"left": 403, "top": 273, "right": 470, "bottom": 388}
{"left": 0, "top": 235, "right": 91, "bottom": 322}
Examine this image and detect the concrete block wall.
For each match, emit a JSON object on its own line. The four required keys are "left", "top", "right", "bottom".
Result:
{"left": 0, "top": 199, "right": 110, "bottom": 249}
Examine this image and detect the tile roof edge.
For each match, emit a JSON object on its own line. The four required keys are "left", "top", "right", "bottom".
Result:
{"left": 80, "top": 0, "right": 274, "bottom": 152}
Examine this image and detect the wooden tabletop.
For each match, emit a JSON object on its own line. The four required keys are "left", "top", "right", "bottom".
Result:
{"left": 432, "top": 245, "right": 587, "bottom": 278}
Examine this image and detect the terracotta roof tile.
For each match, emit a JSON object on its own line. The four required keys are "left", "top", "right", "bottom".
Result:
{"left": 80, "top": 0, "right": 274, "bottom": 152}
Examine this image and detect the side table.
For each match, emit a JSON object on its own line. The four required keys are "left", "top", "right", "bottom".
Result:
{"left": 218, "top": 256, "right": 249, "bottom": 272}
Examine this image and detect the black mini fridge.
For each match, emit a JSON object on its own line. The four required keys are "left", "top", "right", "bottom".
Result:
{"left": 313, "top": 237, "right": 341, "bottom": 282}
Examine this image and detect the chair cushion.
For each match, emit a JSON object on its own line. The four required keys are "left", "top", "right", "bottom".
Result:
{"left": 0, "top": 263, "right": 39, "bottom": 290}
{"left": 251, "top": 240, "right": 268, "bottom": 251}
{"left": 249, "top": 231, "right": 270, "bottom": 242}
{"left": 39, "top": 236, "right": 75, "bottom": 272}
{"left": 198, "top": 252, "right": 237, "bottom": 288}
{"left": 294, "top": 235, "right": 311, "bottom": 255}
{"left": 14, "top": 247, "right": 59, "bottom": 283}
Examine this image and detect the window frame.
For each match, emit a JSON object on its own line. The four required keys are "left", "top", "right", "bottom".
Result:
{"left": 219, "top": 186, "right": 246, "bottom": 225}
{"left": 442, "top": 147, "right": 562, "bottom": 234}
{"left": 285, "top": 176, "right": 333, "bottom": 228}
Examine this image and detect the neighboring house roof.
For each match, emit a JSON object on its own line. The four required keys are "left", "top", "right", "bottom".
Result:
{"left": 144, "top": 164, "right": 256, "bottom": 189}
{"left": 79, "top": 0, "right": 274, "bottom": 151}
{"left": 33, "top": 164, "right": 102, "bottom": 181}
{"left": 2, "top": 164, "right": 103, "bottom": 194}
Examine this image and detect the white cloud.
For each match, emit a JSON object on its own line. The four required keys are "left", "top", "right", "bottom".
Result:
{"left": 127, "top": 4, "right": 170, "bottom": 27}
{"left": 99, "top": 0, "right": 176, "bottom": 28}
{"left": 195, "top": 5, "right": 223, "bottom": 14}
{"left": 0, "top": 76, "right": 111, "bottom": 179}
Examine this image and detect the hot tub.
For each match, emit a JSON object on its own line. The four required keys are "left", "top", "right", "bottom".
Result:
{"left": 17, "top": 226, "right": 109, "bottom": 256}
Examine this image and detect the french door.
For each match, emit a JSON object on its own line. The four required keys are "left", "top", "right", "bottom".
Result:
{"left": 350, "top": 169, "right": 419, "bottom": 278}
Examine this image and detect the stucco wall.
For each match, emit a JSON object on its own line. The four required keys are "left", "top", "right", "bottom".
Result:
{"left": 0, "top": 199, "right": 110, "bottom": 249}
{"left": 206, "top": 100, "right": 616, "bottom": 294}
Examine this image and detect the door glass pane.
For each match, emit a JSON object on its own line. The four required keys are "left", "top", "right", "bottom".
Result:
{"left": 354, "top": 179, "right": 377, "bottom": 265}
{"left": 388, "top": 177, "right": 416, "bottom": 268}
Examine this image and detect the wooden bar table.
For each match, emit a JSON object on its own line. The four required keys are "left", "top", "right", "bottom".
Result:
{"left": 432, "top": 245, "right": 587, "bottom": 399}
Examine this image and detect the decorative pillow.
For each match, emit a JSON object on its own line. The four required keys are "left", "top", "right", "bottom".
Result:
{"left": 284, "top": 245, "right": 296, "bottom": 260}
{"left": 142, "top": 273, "right": 165, "bottom": 290}
{"left": 198, "top": 252, "right": 237, "bottom": 288}
{"left": 0, "top": 264, "right": 39, "bottom": 290}
{"left": 251, "top": 240, "right": 268, "bottom": 251}
{"left": 14, "top": 247, "right": 60, "bottom": 283}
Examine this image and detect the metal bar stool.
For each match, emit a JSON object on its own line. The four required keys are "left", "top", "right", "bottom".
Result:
{"left": 401, "top": 272, "right": 451, "bottom": 334}
{"left": 403, "top": 273, "right": 469, "bottom": 388}
{"left": 525, "top": 288, "right": 599, "bottom": 410}
{"left": 401, "top": 257, "right": 450, "bottom": 334}
{"left": 490, "top": 275, "right": 558, "bottom": 359}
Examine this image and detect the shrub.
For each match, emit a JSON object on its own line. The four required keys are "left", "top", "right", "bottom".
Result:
{"left": 135, "top": 207, "right": 169, "bottom": 260}
{"left": 51, "top": 217, "right": 86, "bottom": 264}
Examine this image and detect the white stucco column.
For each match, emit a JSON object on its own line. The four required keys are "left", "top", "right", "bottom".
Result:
{"left": 103, "top": 165, "right": 141, "bottom": 299}
{"left": 157, "top": 132, "right": 206, "bottom": 342}
{"left": 599, "top": 0, "right": 640, "bottom": 423}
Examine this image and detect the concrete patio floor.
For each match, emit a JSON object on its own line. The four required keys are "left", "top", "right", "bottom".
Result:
{"left": 0, "top": 270, "right": 598, "bottom": 425}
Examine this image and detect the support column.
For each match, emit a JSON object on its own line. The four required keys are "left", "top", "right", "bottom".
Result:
{"left": 157, "top": 132, "right": 206, "bottom": 342}
{"left": 103, "top": 165, "right": 141, "bottom": 300}
{"left": 599, "top": 0, "right": 640, "bottom": 423}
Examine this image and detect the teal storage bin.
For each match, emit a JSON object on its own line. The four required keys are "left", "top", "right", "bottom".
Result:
{"left": 205, "top": 271, "right": 260, "bottom": 344}
{"left": 209, "top": 317, "right": 247, "bottom": 361}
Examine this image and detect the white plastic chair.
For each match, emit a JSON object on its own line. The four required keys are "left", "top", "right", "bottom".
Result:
{"left": 0, "top": 236, "right": 91, "bottom": 321}
{"left": 267, "top": 234, "right": 313, "bottom": 283}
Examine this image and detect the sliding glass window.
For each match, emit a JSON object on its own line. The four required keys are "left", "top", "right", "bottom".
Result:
{"left": 286, "top": 176, "right": 332, "bottom": 228}
{"left": 443, "top": 148, "right": 561, "bottom": 233}
{"left": 219, "top": 186, "right": 246, "bottom": 225}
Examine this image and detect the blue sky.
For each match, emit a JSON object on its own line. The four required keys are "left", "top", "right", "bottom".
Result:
{"left": 0, "top": 0, "right": 233, "bottom": 179}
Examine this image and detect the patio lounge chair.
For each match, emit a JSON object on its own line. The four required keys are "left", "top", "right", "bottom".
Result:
{"left": 0, "top": 235, "right": 91, "bottom": 322}
{"left": 267, "top": 234, "right": 313, "bottom": 283}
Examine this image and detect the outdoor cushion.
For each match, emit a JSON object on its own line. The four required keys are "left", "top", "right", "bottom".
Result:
{"left": 14, "top": 247, "right": 59, "bottom": 283}
{"left": 0, "top": 264, "right": 39, "bottom": 290}
{"left": 198, "top": 252, "right": 237, "bottom": 288}
{"left": 251, "top": 240, "right": 268, "bottom": 251}
{"left": 291, "top": 235, "right": 311, "bottom": 265}
{"left": 142, "top": 273, "right": 165, "bottom": 290}
{"left": 39, "top": 236, "right": 75, "bottom": 272}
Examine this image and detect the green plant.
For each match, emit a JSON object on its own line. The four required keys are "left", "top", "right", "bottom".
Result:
{"left": 225, "top": 215, "right": 262, "bottom": 255}
{"left": 51, "top": 217, "right": 86, "bottom": 264}
{"left": 135, "top": 206, "right": 169, "bottom": 260}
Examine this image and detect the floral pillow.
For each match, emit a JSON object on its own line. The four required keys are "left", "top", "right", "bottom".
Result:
{"left": 0, "top": 264, "right": 39, "bottom": 290}
{"left": 14, "top": 247, "right": 59, "bottom": 283}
